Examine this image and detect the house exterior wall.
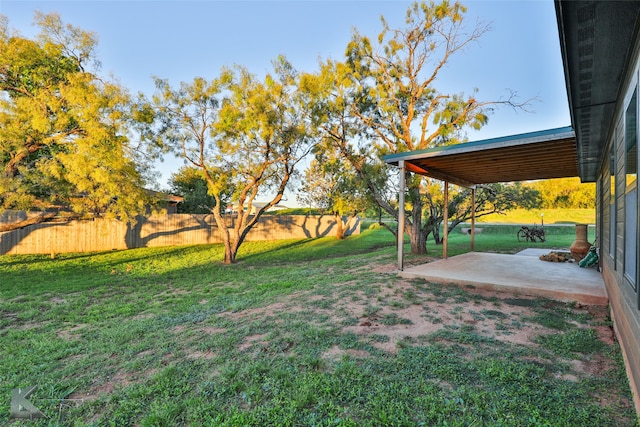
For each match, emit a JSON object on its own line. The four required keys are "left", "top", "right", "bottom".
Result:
{"left": 597, "top": 31, "right": 640, "bottom": 411}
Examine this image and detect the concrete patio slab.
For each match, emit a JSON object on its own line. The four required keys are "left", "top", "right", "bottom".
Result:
{"left": 399, "top": 250, "right": 607, "bottom": 305}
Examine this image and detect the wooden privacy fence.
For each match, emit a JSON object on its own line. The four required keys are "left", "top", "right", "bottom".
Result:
{"left": 0, "top": 214, "right": 360, "bottom": 256}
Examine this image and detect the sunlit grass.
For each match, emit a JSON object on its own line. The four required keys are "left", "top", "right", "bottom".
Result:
{"left": 476, "top": 208, "right": 595, "bottom": 225}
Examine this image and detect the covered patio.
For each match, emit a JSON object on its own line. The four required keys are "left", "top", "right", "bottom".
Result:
{"left": 400, "top": 249, "right": 607, "bottom": 306}
{"left": 384, "top": 126, "right": 606, "bottom": 305}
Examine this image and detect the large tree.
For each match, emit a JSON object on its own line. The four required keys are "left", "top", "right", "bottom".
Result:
{"left": 145, "top": 57, "right": 314, "bottom": 263}
{"left": 168, "top": 166, "right": 224, "bottom": 214}
{"left": 528, "top": 177, "right": 595, "bottom": 209}
{"left": 303, "top": 0, "right": 532, "bottom": 254}
{"left": 297, "top": 156, "right": 371, "bottom": 240}
{"left": 0, "top": 13, "right": 153, "bottom": 232}
{"left": 425, "top": 182, "right": 541, "bottom": 243}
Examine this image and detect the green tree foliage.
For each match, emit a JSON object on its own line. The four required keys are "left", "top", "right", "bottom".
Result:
{"left": 0, "top": 13, "right": 152, "bottom": 231}
{"left": 526, "top": 177, "right": 595, "bottom": 209}
{"left": 168, "top": 166, "right": 222, "bottom": 214}
{"left": 427, "top": 182, "right": 541, "bottom": 243}
{"left": 143, "top": 57, "right": 314, "bottom": 263}
{"left": 302, "top": 0, "right": 533, "bottom": 254}
{"left": 297, "top": 158, "right": 372, "bottom": 239}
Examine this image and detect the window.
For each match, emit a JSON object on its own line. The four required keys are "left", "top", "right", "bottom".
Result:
{"left": 626, "top": 89, "right": 638, "bottom": 188}
{"left": 609, "top": 143, "right": 616, "bottom": 261}
{"left": 624, "top": 88, "right": 637, "bottom": 289}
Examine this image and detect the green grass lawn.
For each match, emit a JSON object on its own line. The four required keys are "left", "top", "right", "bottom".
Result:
{"left": 475, "top": 208, "right": 596, "bottom": 225}
{"left": 1, "top": 225, "right": 635, "bottom": 426}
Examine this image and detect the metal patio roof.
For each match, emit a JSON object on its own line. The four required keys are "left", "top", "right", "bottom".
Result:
{"left": 383, "top": 126, "right": 577, "bottom": 187}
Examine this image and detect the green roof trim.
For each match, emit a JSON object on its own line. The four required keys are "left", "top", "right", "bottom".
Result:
{"left": 383, "top": 126, "right": 575, "bottom": 164}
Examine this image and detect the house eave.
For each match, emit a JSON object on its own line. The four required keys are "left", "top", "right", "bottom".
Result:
{"left": 384, "top": 126, "right": 577, "bottom": 186}
{"left": 555, "top": 0, "right": 640, "bottom": 182}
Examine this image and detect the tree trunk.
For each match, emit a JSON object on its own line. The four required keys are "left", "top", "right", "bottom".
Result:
{"left": 225, "top": 239, "right": 239, "bottom": 264}
{"left": 227, "top": 210, "right": 251, "bottom": 265}
{"left": 408, "top": 222, "right": 427, "bottom": 254}
{"left": 210, "top": 209, "right": 236, "bottom": 264}
{"left": 334, "top": 213, "right": 345, "bottom": 240}
{"left": 406, "top": 179, "right": 427, "bottom": 254}
{"left": 403, "top": 219, "right": 427, "bottom": 254}
{"left": 357, "top": 160, "right": 428, "bottom": 253}
{"left": 334, "top": 213, "right": 359, "bottom": 240}
{"left": 432, "top": 225, "right": 442, "bottom": 244}
{"left": 223, "top": 236, "right": 235, "bottom": 264}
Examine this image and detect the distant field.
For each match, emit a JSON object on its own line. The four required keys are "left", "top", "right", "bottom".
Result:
{"left": 284, "top": 208, "right": 596, "bottom": 226}
{"left": 475, "top": 208, "right": 595, "bottom": 225}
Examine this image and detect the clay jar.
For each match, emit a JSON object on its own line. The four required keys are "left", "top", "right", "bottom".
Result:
{"left": 570, "top": 224, "right": 591, "bottom": 263}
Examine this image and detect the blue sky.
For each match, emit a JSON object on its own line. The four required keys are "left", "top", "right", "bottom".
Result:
{"left": 1, "top": 0, "right": 570, "bottom": 191}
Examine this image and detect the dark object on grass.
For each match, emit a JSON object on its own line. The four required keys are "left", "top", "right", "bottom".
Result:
{"left": 517, "top": 223, "right": 545, "bottom": 243}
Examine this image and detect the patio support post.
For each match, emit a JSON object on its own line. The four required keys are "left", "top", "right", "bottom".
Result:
{"left": 443, "top": 181, "right": 449, "bottom": 260}
{"left": 471, "top": 186, "right": 476, "bottom": 252}
{"left": 397, "top": 160, "right": 405, "bottom": 270}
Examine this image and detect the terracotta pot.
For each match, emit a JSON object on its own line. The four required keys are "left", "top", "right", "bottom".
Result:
{"left": 570, "top": 224, "right": 591, "bottom": 263}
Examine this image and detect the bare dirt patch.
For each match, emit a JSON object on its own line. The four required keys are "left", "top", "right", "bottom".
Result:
{"left": 171, "top": 324, "right": 187, "bottom": 334}
{"left": 369, "top": 263, "right": 399, "bottom": 274}
{"left": 185, "top": 349, "right": 216, "bottom": 360}
{"left": 322, "top": 345, "right": 370, "bottom": 360}
{"left": 239, "top": 333, "right": 270, "bottom": 351}
{"left": 215, "top": 272, "right": 611, "bottom": 356}
{"left": 68, "top": 370, "right": 138, "bottom": 403}
{"left": 343, "top": 290, "right": 550, "bottom": 352}
{"left": 57, "top": 323, "right": 90, "bottom": 340}
{"left": 204, "top": 270, "right": 620, "bottom": 414}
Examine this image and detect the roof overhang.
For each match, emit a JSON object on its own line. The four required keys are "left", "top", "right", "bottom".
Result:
{"left": 384, "top": 127, "right": 577, "bottom": 187}
{"left": 556, "top": 0, "right": 640, "bottom": 182}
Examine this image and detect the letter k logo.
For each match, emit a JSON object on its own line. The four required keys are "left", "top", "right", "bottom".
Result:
{"left": 11, "top": 385, "right": 45, "bottom": 419}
